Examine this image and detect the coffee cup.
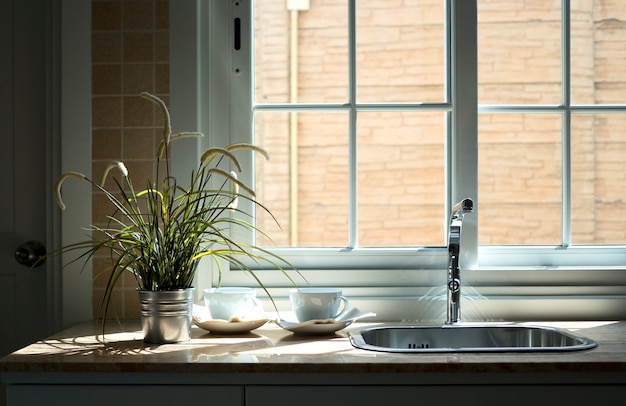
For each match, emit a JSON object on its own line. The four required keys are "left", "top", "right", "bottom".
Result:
{"left": 289, "top": 288, "right": 349, "bottom": 322}
{"left": 203, "top": 287, "right": 264, "bottom": 320}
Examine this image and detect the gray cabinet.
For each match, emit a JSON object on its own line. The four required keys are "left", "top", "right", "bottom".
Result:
{"left": 246, "top": 385, "right": 626, "bottom": 406}
{"left": 7, "top": 385, "right": 243, "bottom": 406}
{"left": 5, "top": 378, "right": 626, "bottom": 406}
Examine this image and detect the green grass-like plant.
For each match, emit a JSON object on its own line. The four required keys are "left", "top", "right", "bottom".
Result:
{"left": 55, "top": 92, "right": 302, "bottom": 320}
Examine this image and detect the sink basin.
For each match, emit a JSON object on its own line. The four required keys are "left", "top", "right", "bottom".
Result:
{"left": 349, "top": 324, "right": 598, "bottom": 353}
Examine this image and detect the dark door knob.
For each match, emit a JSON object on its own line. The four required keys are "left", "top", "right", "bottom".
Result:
{"left": 15, "top": 240, "right": 46, "bottom": 267}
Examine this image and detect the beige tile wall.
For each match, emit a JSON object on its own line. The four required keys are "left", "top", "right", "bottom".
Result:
{"left": 91, "top": 0, "right": 169, "bottom": 319}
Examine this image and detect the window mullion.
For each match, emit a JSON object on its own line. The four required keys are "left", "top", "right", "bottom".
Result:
{"left": 348, "top": 0, "right": 358, "bottom": 248}
{"left": 451, "top": 0, "right": 478, "bottom": 269}
{"left": 562, "top": 0, "right": 572, "bottom": 247}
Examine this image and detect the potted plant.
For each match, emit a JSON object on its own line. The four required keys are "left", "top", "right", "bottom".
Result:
{"left": 55, "top": 92, "right": 300, "bottom": 343}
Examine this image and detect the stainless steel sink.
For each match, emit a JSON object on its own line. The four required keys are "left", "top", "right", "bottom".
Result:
{"left": 348, "top": 324, "right": 598, "bottom": 353}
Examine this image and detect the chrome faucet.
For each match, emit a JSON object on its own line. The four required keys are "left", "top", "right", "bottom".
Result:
{"left": 446, "top": 198, "right": 474, "bottom": 324}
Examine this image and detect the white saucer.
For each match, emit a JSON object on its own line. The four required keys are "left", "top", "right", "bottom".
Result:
{"left": 193, "top": 316, "right": 268, "bottom": 334}
{"left": 275, "top": 308, "right": 376, "bottom": 335}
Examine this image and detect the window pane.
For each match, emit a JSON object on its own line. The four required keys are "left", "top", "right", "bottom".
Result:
{"left": 356, "top": 0, "right": 445, "bottom": 103}
{"left": 254, "top": 111, "right": 349, "bottom": 247}
{"left": 572, "top": 114, "right": 626, "bottom": 244}
{"left": 254, "top": 1, "right": 348, "bottom": 104}
{"left": 357, "top": 112, "right": 446, "bottom": 247}
{"left": 254, "top": 112, "right": 291, "bottom": 246}
{"left": 571, "top": 1, "right": 626, "bottom": 104}
{"left": 478, "top": 1, "right": 562, "bottom": 104}
{"left": 478, "top": 114, "right": 562, "bottom": 244}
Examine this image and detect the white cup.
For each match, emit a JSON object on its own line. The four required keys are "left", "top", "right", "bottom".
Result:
{"left": 289, "top": 288, "right": 349, "bottom": 322}
{"left": 203, "top": 287, "right": 264, "bottom": 320}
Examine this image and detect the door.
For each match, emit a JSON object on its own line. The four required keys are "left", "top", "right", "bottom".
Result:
{"left": 0, "top": 0, "right": 56, "bottom": 358}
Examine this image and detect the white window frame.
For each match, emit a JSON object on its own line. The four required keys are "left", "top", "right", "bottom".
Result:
{"left": 170, "top": 0, "right": 626, "bottom": 321}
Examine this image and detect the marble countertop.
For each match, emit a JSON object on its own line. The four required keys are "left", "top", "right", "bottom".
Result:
{"left": 1, "top": 320, "right": 626, "bottom": 375}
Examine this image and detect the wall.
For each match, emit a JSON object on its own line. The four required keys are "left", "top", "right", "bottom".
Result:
{"left": 91, "top": 0, "right": 169, "bottom": 319}
{"left": 89, "top": 0, "right": 626, "bottom": 319}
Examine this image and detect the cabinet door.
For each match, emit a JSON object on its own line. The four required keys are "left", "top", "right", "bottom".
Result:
{"left": 246, "top": 385, "right": 626, "bottom": 406}
{"left": 8, "top": 385, "right": 243, "bottom": 406}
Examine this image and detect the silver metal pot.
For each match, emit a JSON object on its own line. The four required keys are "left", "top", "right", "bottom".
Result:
{"left": 138, "top": 288, "right": 195, "bottom": 343}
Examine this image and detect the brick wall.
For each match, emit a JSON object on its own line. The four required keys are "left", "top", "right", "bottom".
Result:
{"left": 255, "top": 0, "right": 626, "bottom": 246}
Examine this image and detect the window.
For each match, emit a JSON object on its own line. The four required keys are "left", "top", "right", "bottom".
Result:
{"left": 233, "top": 0, "right": 479, "bottom": 273}
{"left": 476, "top": 0, "right": 626, "bottom": 269}
{"left": 170, "top": 0, "right": 626, "bottom": 320}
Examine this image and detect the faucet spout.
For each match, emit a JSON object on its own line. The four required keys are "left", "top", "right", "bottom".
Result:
{"left": 446, "top": 198, "right": 474, "bottom": 325}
